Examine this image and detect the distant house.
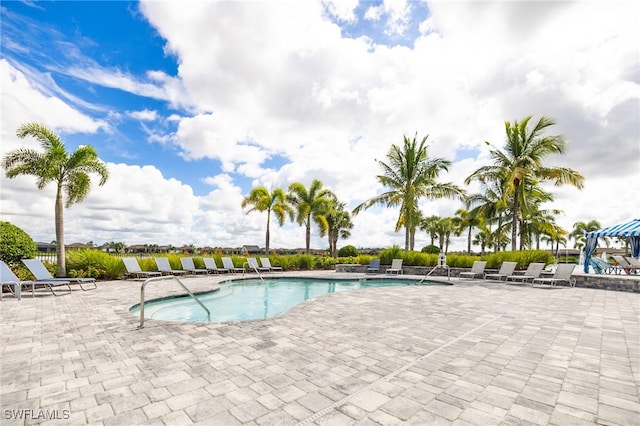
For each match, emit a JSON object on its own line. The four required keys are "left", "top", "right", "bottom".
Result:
{"left": 36, "top": 242, "right": 56, "bottom": 252}
{"left": 66, "top": 242, "right": 91, "bottom": 250}
{"left": 126, "top": 244, "right": 149, "bottom": 254}
{"left": 241, "top": 245, "right": 262, "bottom": 255}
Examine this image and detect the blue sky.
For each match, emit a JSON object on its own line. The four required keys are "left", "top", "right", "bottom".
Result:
{"left": 1, "top": 0, "right": 639, "bottom": 251}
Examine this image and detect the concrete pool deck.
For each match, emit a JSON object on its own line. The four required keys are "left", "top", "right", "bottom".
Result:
{"left": 1, "top": 271, "right": 639, "bottom": 425}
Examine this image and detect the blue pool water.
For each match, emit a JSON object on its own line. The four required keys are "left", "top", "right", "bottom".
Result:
{"left": 130, "top": 277, "right": 443, "bottom": 323}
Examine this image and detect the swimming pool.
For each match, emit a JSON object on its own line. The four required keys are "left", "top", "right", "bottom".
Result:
{"left": 130, "top": 277, "right": 445, "bottom": 323}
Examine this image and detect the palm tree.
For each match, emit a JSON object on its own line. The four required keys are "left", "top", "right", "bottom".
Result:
{"left": 324, "top": 200, "right": 354, "bottom": 257}
{"left": 466, "top": 116, "right": 584, "bottom": 251}
{"left": 287, "top": 179, "right": 335, "bottom": 254}
{"left": 472, "top": 224, "right": 492, "bottom": 254}
{"left": 421, "top": 215, "right": 440, "bottom": 247}
{"left": 541, "top": 224, "right": 567, "bottom": 257}
{"left": 2, "top": 122, "right": 109, "bottom": 276}
{"left": 353, "top": 134, "right": 465, "bottom": 251}
{"left": 492, "top": 225, "right": 511, "bottom": 252}
{"left": 241, "top": 186, "right": 294, "bottom": 254}
{"left": 570, "top": 220, "right": 604, "bottom": 250}
{"left": 433, "top": 217, "right": 455, "bottom": 253}
{"left": 453, "top": 208, "right": 482, "bottom": 255}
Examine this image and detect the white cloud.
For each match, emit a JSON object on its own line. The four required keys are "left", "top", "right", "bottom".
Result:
{"left": 127, "top": 109, "right": 158, "bottom": 121}
{"left": 322, "top": 0, "right": 359, "bottom": 23}
{"left": 365, "top": 0, "right": 412, "bottom": 37}
{"left": 0, "top": 59, "right": 107, "bottom": 140}
{"left": 2, "top": 1, "right": 639, "bottom": 253}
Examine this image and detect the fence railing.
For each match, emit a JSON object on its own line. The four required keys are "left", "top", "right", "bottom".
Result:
{"left": 36, "top": 252, "right": 57, "bottom": 263}
{"left": 35, "top": 252, "right": 163, "bottom": 264}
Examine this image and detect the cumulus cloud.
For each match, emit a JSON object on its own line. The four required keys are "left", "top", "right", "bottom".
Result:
{"left": 364, "top": 0, "right": 412, "bottom": 37}
{"left": 2, "top": 1, "right": 638, "bottom": 252}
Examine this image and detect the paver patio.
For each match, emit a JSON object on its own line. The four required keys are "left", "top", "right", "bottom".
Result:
{"left": 1, "top": 271, "right": 639, "bottom": 425}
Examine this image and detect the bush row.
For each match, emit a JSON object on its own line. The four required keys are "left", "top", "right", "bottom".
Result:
{"left": 339, "top": 248, "right": 555, "bottom": 270}
{"left": 10, "top": 248, "right": 556, "bottom": 281}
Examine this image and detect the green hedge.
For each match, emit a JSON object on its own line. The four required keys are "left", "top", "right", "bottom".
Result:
{"left": 11, "top": 248, "right": 556, "bottom": 281}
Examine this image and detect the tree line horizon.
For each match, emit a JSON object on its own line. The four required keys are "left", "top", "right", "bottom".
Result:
{"left": 3, "top": 116, "right": 592, "bottom": 276}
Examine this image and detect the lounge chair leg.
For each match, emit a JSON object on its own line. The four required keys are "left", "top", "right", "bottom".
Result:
{"left": 79, "top": 281, "right": 98, "bottom": 290}
{"left": 48, "top": 283, "right": 72, "bottom": 296}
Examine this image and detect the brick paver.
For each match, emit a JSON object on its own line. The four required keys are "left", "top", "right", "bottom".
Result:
{"left": 1, "top": 272, "right": 639, "bottom": 425}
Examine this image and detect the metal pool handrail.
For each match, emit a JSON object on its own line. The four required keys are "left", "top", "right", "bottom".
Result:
{"left": 419, "top": 264, "right": 450, "bottom": 283}
{"left": 243, "top": 260, "right": 265, "bottom": 282}
{"left": 138, "top": 275, "right": 210, "bottom": 328}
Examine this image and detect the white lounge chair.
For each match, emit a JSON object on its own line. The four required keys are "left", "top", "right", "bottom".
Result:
{"left": 484, "top": 261, "right": 517, "bottom": 281}
{"left": 3, "top": 260, "right": 70, "bottom": 298}
{"left": 532, "top": 264, "right": 576, "bottom": 287}
{"left": 260, "top": 257, "right": 282, "bottom": 272}
{"left": 459, "top": 261, "right": 487, "bottom": 279}
{"left": 386, "top": 259, "right": 403, "bottom": 274}
{"left": 180, "top": 257, "right": 209, "bottom": 275}
{"left": 222, "top": 257, "right": 243, "bottom": 273}
{"left": 122, "top": 257, "right": 161, "bottom": 279}
{"left": 505, "top": 262, "right": 545, "bottom": 283}
{"left": 22, "top": 259, "right": 97, "bottom": 290}
{"left": 154, "top": 257, "right": 187, "bottom": 276}
{"left": 245, "top": 257, "right": 269, "bottom": 273}
{"left": 203, "top": 258, "right": 229, "bottom": 274}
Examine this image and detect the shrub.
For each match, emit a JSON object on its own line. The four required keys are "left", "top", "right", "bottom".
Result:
{"left": 0, "top": 221, "right": 37, "bottom": 266}
{"left": 295, "top": 254, "right": 316, "bottom": 270}
{"left": 337, "top": 245, "right": 359, "bottom": 257}
{"left": 379, "top": 245, "right": 404, "bottom": 264}
{"left": 66, "top": 249, "right": 124, "bottom": 279}
{"left": 421, "top": 245, "right": 441, "bottom": 254}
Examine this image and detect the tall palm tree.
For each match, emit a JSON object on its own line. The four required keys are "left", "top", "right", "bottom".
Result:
{"left": 241, "top": 186, "right": 294, "bottom": 254}
{"left": 324, "top": 200, "right": 354, "bottom": 257}
{"left": 466, "top": 116, "right": 584, "bottom": 251}
{"left": 569, "top": 220, "right": 604, "bottom": 250}
{"left": 2, "top": 122, "right": 109, "bottom": 276}
{"left": 353, "top": 134, "right": 465, "bottom": 251}
{"left": 287, "top": 179, "right": 335, "bottom": 254}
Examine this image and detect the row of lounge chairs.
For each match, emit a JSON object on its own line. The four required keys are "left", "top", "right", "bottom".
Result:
{"left": 1, "top": 259, "right": 97, "bottom": 299}
{"left": 460, "top": 260, "right": 576, "bottom": 287}
{"left": 122, "top": 256, "right": 283, "bottom": 279}
{"left": 590, "top": 255, "right": 640, "bottom": 275}
{"left": 366, "top": 258, "right": 404, "bottom": 274}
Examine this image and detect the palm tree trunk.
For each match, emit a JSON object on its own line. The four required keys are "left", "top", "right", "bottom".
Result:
{"left": 511, "top": 181, "right": 520, "bottom": 251}
{"left": 305, "top": 216, "right": 311, "bottom": 254}
{"left": 265, "top": 210, "right": 271, "bottom": 255}
{"left": 55, "top": 185, "right": 66, "bottom": 277}
{"left": 467, "top": 227, "right": 472, "bottom": 254}
{"left": 409, "top": 225, "right": 416, "bottom": 251}
{"left": 404, "top": 226, "right": 410, "bottom": 251}
{"left": 331, "top": 233, "right": 338, "bottom": 257}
